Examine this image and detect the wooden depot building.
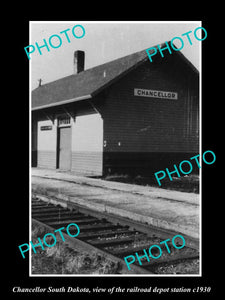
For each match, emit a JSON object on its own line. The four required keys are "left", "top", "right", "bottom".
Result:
{"left": 32, "top": 44, "right": 199, "bottom": 177}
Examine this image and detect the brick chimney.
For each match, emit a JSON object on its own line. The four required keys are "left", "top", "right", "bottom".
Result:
{"left": 74, "top": 50, "right": 85, "bottom": 74}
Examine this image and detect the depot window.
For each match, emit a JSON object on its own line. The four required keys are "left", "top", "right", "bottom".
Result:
{"left": 58, "top": 116, "right": 71, "bottom": 127}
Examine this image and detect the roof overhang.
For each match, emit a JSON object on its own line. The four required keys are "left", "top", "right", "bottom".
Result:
{"left": 31, "top": 94, "right": 92, "bottom": 111}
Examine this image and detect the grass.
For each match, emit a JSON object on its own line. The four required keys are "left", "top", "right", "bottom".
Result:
{"left": 103, "top": 173, "right": 199, "bottom": 193}
{"left": 31, "top": 221, "right": 121, "bottom": 275}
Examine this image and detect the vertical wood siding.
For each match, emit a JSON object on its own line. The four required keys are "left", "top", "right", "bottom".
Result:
{"left": 100, "top": 54, "right": 199, "bottom": 154}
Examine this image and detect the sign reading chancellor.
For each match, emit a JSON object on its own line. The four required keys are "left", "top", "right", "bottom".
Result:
{"left": 134, "top": 88, "right": 178, "bottom": 100}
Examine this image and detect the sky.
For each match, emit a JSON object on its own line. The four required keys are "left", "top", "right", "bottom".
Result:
{"left": 30, "top": 21, "right": 201, "bottom": 90}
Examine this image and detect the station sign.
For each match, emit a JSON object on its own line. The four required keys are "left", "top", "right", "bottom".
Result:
{"left": 134, "top": 88, "right": 178, "bottom": 100}
{"left": 40, "top": 125, "right": 52, "bottom": 131}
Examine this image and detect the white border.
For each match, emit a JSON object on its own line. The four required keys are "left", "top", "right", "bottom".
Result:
{"left": 29, "top": 20, "right": 202, "bottom": 277}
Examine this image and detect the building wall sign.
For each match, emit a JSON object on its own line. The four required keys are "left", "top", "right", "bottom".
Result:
{"left": 134, "top": 88, "right": 178, "bottom": 100}
{"left": 40, "top": 125, "right": 53, "bottom": 131}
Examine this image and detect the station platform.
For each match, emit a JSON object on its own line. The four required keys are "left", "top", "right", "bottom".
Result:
{"left": 31, "top": 168, "right": 200, "bottom": 240}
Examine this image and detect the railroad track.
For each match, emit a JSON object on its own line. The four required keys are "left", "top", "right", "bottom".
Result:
{"left": 32, "top": 195, "right": 199, "bottom": 275}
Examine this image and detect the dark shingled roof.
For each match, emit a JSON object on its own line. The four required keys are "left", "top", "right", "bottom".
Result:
{"left": 32, "top": 44, "right": 198, "bottom": 110}
{"left": 32, "top": 48, "right": 149, "bottom": 110}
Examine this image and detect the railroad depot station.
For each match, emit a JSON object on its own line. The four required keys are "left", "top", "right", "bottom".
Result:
{"left": 32, "top": 43, "right": 199, "bottom": 177}
{"left": 31, "top": 44, "right": 200, "bottom": 270}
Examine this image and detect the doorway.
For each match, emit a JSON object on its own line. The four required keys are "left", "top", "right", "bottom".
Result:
{"left": 57, "top": 126, "right": 71, "bottom": 170}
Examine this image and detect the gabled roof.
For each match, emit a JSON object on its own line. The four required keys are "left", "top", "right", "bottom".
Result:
{"left": 32, "top": 44, "right": 198, "bottom": 111}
